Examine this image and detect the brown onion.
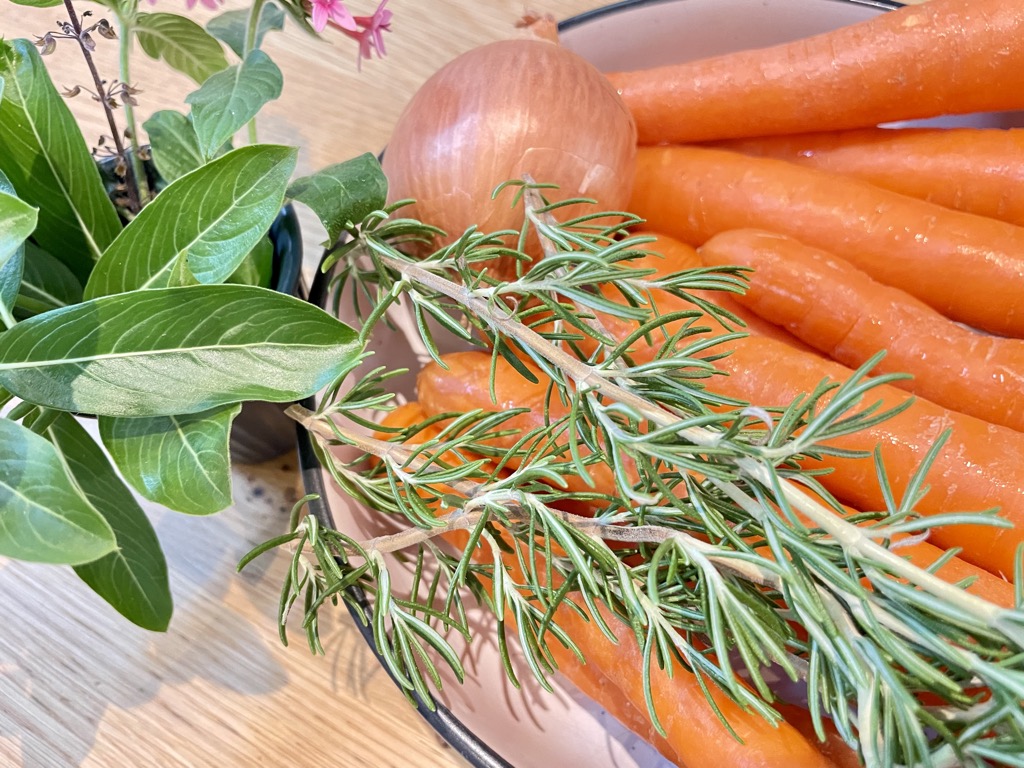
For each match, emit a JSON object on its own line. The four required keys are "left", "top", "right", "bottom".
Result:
{"left": 382, "top": 37, "right": 637, "bottom": 279}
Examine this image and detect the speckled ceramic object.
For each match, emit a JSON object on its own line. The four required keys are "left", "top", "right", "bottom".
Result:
{"left": 300, "top": 1, "right": 916, "bottom": 766}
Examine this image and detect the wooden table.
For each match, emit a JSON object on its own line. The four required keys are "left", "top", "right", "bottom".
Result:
{"left": 0, "top": 1, "right": 596, "bottom": 766}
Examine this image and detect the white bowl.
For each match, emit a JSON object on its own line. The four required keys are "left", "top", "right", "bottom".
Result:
{"left": 301, "top": 1, "right": 1008, "bottom": 766}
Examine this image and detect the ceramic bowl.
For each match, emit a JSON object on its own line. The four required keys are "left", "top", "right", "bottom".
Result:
{"left": 297, "top": 1, "right": 953, "bottom": 766}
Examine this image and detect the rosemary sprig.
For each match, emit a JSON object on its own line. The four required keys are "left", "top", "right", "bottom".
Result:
{"left": 247, "top": 186, "right": 1024, "bottom": 768}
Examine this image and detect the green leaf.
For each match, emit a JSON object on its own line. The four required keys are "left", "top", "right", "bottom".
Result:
{"left": 100, "top": 404, "right": 240, "bottom": 516}
{"left": 143, "top": 110, "right": 204, "bottom": 183}
{"left": 186, "top": 50, "right": 283, "bottom": 160}
{"left": 0, "top": 417, "right": 116, "bottom": 564}
{"left": 0, "top": 173, "right": 37, "bottom": 261}
{"left": 0, "top": 169, "right": 36, "bottom": 319}
{"left": 287, "top": 153, "right": 388, "bottom": 245}
{"left": 84, "top": 145, "right": 297, "bottom": 298}
{"left": 0, "top": 40, "right": 122, "bottom": 282}
{"left": 8, "top": 0, "right": 62, "bottom": 6}
{"left": 0, "top": 284, "right": 362, "bottom": 417}
{"left": 135, "top": 13, "right": 231, "bottom": 85}
{"left": 18, "top": 242, "right": 84, "bottom": 314}
{"left": 207, "top": 2, "right": 285, "bottom": 59}
{"left": 226, "top": 234, "right": 273, "bottom": 287}
{"left": 46, "top": 414, "right": 173, "bottom": 631}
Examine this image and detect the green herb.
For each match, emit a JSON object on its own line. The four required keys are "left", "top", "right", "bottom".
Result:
{"left": 258, "top": 183, "right": 1024, "bottom": 768}
{"left": 0, "top": 0, "right": 381, "bottom": 628}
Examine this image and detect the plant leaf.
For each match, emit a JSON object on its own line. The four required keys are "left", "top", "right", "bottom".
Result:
{"left": 99, "top": 404, "right": 240, "bottom": 517}
{"left": 45, "top": 414, "right": 173, "bottom": 631}
{"left": 287, "top": 153, "right": 388, "bottom": 245}
{"left": 226, "top": 234, "right": 273, "bottom": 287}
{"left": 0, "top": 174, "right": 36, "bottom": 265}
{"left": 143, "top": 110, "right": 205, "bottom": 183}
{"left": 8, "top": 0, "right": 62, "bottom": 6}
{"left": 0, "top": 416, "right": 116, "bottom": 564}
{"left": 135, "top": 12, "right": 231, "bottom": 85}
{"left": 17, "top": 242, "right": 84, "bottom": 315}
{"left": 0, "top": 169, "right": 35, "bottom": 318}
{"left": 207, "top": 2, "right": 285, "bottom": 59}
{"left": 186, "top": 50, "right": 283, "bottom": 160}
{"left": 0, "top": 284, "right": 361, "bottom": 417}
{"left": 0, "top": 39, "right": 121, "bottom": 282}
{"left": 84, "top": 145, "right": 297, "bottom": 298}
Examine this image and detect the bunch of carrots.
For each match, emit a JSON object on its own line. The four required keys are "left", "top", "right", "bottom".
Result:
{"left": 382, "top": 0, "right": 1024, "bottom": 764}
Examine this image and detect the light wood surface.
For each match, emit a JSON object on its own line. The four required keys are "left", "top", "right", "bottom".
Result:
{"left": 0, "top": 2, "right": 596, "bottom": 767}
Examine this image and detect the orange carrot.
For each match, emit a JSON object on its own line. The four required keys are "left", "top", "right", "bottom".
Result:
{"left": 629, "top": 145, "right": 1024, "bottom": 338}
{"left": 598, "top": 231, "right": 815, "bottom": 355}
{"left": 708, "top": 127, "right": 1024, "bottom": 228}
{"left": 697, "top": 229, "right": 1024, "bottom": 433}
{"left": 776, "top": 704, "right": 862, "bottom": 768}
{"left": 552, "top": 602, "right": 840, "bottom": 768}
{"left": 606, "top": 0, "right": 1024, "bottom": 145}
{"left": 709, "top": 334, "right": 1024, "bottom": 580}
{"left": 375, "top": 404, "right": 839, "bottom": 768}
{"left": 418, "top": 349, "right": 1024, "bottom": 583}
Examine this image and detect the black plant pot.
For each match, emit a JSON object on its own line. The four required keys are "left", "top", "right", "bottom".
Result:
{"left": 97, "top": 153, "right": 305, "bottom": 465}
{"left": 228, "top": 205, "right": 305, "bottom": 465}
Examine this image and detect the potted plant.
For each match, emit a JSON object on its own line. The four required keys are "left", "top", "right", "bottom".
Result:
{"left": 0, "top": 0, "right": 392, "bottom": 631}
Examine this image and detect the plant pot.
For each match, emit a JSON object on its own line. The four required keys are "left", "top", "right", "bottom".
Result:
{"left": 228, "top": 204, "right": 305, "bottom": 465}
{"left": 97, "top": 153, "right": 305, "bottom": 465}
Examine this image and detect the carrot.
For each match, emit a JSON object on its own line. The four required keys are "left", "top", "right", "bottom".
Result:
{"left": 709, "top": 334, "right": 1024, "bottom": 580}
{"left": 629, "top": 145, "right": 1024, "bottom": 338}
{"left": 418, "top": 349, "right": 1024, "bottom": 586}
{"left": 551, "top": 601, "right": 841, "bottom": 768}
{"left": 708, "top": 127, "right": 1024, "bottom": 228}
{"left": 775, "top": 704, "right": 862, "bottom": 768}
{"left": 598, "top": 231, "right": 815, "bottom": 355}
{"left": 697, "top": 228, "right": 1024, "bottom": 433}
{"left": 374, "top": 404, "right": 839, "bottom": 768}
{"left": 539, "top": 628, "right": 682, "bottom": 765}
{"left": 606, "top": 0, "right": 1024, "bottom": 145}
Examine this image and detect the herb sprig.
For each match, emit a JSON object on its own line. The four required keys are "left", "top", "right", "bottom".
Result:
{"left": 249, "top": 185, "right": 1024, "bottom": 768}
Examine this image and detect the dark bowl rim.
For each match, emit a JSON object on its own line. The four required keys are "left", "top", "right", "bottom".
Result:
{"left": 295, "top": 1, "right": 904, "bottom": 766}
{"left": 558, "top": 0, "right": 903, "bottom": 34}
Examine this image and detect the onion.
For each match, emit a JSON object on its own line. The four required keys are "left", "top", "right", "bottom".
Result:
{"left": 382, "top": 37, "right": 637, "bottom": 278}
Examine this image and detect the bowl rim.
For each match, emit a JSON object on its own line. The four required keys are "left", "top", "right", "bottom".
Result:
{"left": 558, "top": 0, "right": 903, "bottom": 35}
{"left": 296, "top": 1, "right": 905, "bottom": 766}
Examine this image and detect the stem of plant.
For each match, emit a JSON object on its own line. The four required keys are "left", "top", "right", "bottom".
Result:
{"left": 242, "top": 0, "right": 268, "bottom": 144}
{"left": 370, "top": 247, "right": 1012, "bottom": 631}
{"left": 0, "top": 303, "right": 17, "bottom": 331}
{"left": 62, "top": 0, "right": 141, "bottom": 215}
{"left": 116, "top": 9, "right": 150, "bottom": 207}
{"left": 288, "top": 402, "right": 782, "bottom": 590}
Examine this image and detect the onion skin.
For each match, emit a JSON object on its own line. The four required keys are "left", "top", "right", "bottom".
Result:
{"left": 382, "top": 38, "right": 637, "bottom": 279}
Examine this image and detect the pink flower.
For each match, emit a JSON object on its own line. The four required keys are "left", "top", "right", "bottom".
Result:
{"left": 310, "top": 0, "right": 357, "bottom": 34}
{"left": 335, "top": 0, "right": 392, "bottom": 69}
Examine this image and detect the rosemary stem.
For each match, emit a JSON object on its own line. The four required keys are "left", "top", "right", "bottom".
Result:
{"left": 288, "top": 403, "right": 782, "bottom": 588}
{"left": 521, "top": 185, "right": 628, "bottom": 371}
{"left": 287, "top": 403, "right": 484, "bottom": 499}
{"left": 374, "top": 248, "right": 1012, "bottom": 631}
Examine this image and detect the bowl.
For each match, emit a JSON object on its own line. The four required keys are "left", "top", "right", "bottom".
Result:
{"left": 296, "top": 0, "right": 1006, "bottom": 765}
